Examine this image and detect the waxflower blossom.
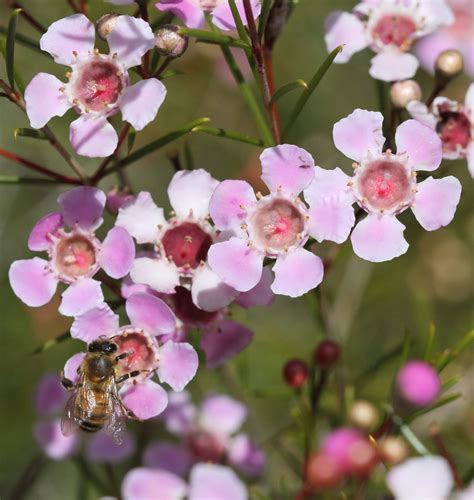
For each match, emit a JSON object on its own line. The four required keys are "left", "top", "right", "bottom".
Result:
{"left": 122, "top": 463, "right": 247, "bottom": 500}
{"left": 156, "top": 0, "right": 261, "bottom": 31}
{"left": 395, "top": 360, "right": 441, "bottom": 408}
{"left": 311, "top": 108, "right": 462, "bottom": 262}
{"left": 117, "top": 169, "right": 238, "bottom": 311}
{"left": 325, "top": 0, "right": 454, "bottom": 81}
{"left": 208, "top": 144, "right": 334, "bottom": 297}
{"left": 25, "top": 14, "right": 166, "bottom": 157}
{"left": 9, "top": 187, "right": 135, "bottom": 315}
{"left": 64, "top": 293, "right": 199, "bottom": 421}
{"left": 414, "top": 0, "right": 474, "bottom": 77}
{"left": 407, "top": 83, "right": 474, "bottom": 177}
{"left": 145, "top": 392, "right": 265, "bottom": 477}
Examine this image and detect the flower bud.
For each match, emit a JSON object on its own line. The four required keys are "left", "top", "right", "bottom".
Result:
{"left": 154, "top": 25, "right": 188, "bottom": 59}
{"left": 96, "top": 13, "right": 119, "bottom": 41}
{"left": 314, "top": 340, "right": 340, "bottom": 368}
{"left": 347, "top": 438, "right": 379, "bottom": 477}
{"left": 349, "top": 400, "right": 379, "bottom": 431}
{"left": 283, "top": 358, "right": 308, "bottom": 388}
{"left": 395, "top": 360, "right": 441, "bottom": 408}
{"left": 305, "top": 452, "right": 342, "bottom": 490}
{"left": 106, "top": 186, "right": 134, "bottom": 215}
{"left": 390, "top": 80, "right": 422, "bottom": 108}
{"left": 378, "top": 436, "right": 409, "bottom": 465}
{"left": 435, "top": 49, "right": 464, "bottom": 80}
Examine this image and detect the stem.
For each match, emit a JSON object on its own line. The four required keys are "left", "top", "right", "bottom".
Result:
{"left": 73, "top": 457, "right": 109, "bottom": 495}
{"left": 103, "top": 464, "right": 120, "bottom": 498}
{"left": 429, "top": 424, "right": 463, "bottom": 488}
{"left": 66, "top": 0, "right": 80, "bottom": 13}
{"left": 154, "top": 57, "right": 172, "bottom": 78}
{"left": 7, "top": 1, "right": 46, "bottom": 34}
{"left": 0, "top": 148, "right": 81, "bottom": 184}
{"left": 7, "top": 453, "right": 46, "bottom": 500}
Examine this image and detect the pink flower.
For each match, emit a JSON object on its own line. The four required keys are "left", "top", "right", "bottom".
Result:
{"left": 24, "top": 14, "right": 166, "bottom": 157}
{"left": 65, "top": 293, "right": 199, "bottom": 421}
{"left": 9, "top": 187, "right": 135, "bottom": 314}
{"left": 156, "top": 0, "right": 261, "bottom": 31}
{"left": 86, "top": 431, "right": 136, "bottom": 464}
{"left": 321, "top": 428, "right": 366, "bottom": 474}
{"left": 325, "top": 0, "right": 454, "bottom": 81}
{"left": 407, "top": 83, "right": 474, "bottom": 177}
{"left": 117, "top": 169, "right": 238, "bottom": 311}
{"left": 414, "top": 0, "right": 474, "bottom": 77}
{"left": 321, "top": 108, "right": 462, "bottom": 262}
{"left": 208, "top": 145, "right": 328, "bottom": 297}
{"left": 395, "top": 360, "right": 441, "bottom": 407}
{"left": 157, "top": 392, "right": 265, "bottom": 477}
{"left": 122, "top": 463, "right": 247, "bottom": 500}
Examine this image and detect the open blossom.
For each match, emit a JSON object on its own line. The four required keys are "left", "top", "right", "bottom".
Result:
{"left": 414, "top": 0, "right": 474, "bottom": 77}
{"left": 156, "top": 0, "right": 261, "bottom": 31}
{"left": 208, "top": 145, "right": 336, "bottom": 298}
{"left": 314, "top": 108, "right": 462, "bottom": 262}
{"left": 122, "top": 463, "right": 247, "bottom": 500}
{"left": 25, "top": 14, "right": 165, "bottom": 157}
{"left": 407, "top": 83, "right": 474, "bottom": 177}
{"left": 9, "top": 187, "right": 134, "bottom": 315}
{"left": 117, "top": 169, "right": 238, "bottom": 312}
{"left": 325, "top": 0, "right": 454, "bottom": 81}
{"left": 145, "top": 392, "right": 265, "bottom": 477}
{"left": 64, "top": 293, "right": 199, "bottom": 421}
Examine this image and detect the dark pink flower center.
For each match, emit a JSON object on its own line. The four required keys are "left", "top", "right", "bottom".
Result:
{"left": 437, "top": 111, "right": 471, "bottom": 153}
{"left": 74, "top": 60, "right": 122, "bottom": 111}
{"left": 54, "top": 234, "right": 97, "bottom": 279}
{"left": 358, "top": 160, "right": 411, "bottom": 211}
{"left": 113, "top": 331, "right": 157, "bottom": 375}
{"left": 161, "top": 222, "right": 213, "bottom": 269}
{"left": 188, "top": 431, "right": 225, "bottom": 462}
{"left": 372, "top": 14, "right": 417, "bottom": 49}
{"left": 169, "top": 286, "right": 219, "bottom": 326}
{"left": 251, "top": 198, "right": 305, "bottom": 251}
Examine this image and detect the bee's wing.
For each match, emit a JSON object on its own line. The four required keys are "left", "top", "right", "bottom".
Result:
{"left": 104, "top": 379, "right": 126, "bottom": 445}
{"left": 61, "top": 387, "right": 80, "bottom": 437}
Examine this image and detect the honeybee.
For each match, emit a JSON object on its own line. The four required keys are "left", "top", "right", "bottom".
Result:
{"left": 61, "top": 338, "right": 141, "bottom": 445}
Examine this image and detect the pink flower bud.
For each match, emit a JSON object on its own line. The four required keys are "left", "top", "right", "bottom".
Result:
{"left": 396, "top": 360, "right": 441, "bottom": 407}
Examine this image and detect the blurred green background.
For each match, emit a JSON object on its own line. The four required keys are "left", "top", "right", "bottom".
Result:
{"left": 0, "top": 0, "right": 472, "bottom": 498}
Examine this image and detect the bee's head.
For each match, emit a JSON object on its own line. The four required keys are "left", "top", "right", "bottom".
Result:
{"left": 88, "top": 338, "right": 118, "bottom": 354}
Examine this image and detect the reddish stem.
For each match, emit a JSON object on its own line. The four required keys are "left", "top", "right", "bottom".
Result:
{"left": 429, "top": 424, "right": 463, "bottom": 488}
{"left": 0, "top": 148, "right": 81, "bottom": 184}
{"left": 7, "top": 1, "right": 46, "bottom": 34}
{"left": 66, "top": 0, "right": 80, "bottom": 13}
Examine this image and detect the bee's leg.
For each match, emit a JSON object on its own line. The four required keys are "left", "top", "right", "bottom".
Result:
{"left": 61, "top": 371, "right": 75, "bottom": 391}
{"left": 115, "top": 350, "right": 133, "bottom": 362}
{"left": 115, "top": 369, "right": 150, "bottom": 384}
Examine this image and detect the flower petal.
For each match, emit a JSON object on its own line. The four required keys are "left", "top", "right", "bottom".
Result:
{"left": 465, "top": 83, "right": 474, "bottom": 110}
{"left": 304, "top": 166, "right": 353, "bottom": 205}
{"left": 101, "top": 226, "right": 135, "bottom": 279}
{"left": 272, "top": 248, "right": 324, "bottom": 297}
{"left": 125, "top": 293, "right": 176, "bottom": 336}
{"left": 157, "top": 341, "right": 199, "bottom": 392}
{"left": 168, "top": 169, "right": 219, "bottom": 219}
{"left": 406, "top": 100, "right": 437, "bottom": 129}
{"left": 161, "top": 391, "right": 196, "bottom": 435}
{"left": 35, "top": 374, "right": 67, "bottom": 417}
{"left": 208, "top": 238, "right": 264, "bottom": 292}
{"left": 121, "top": 380, "right": 169, "bottom": 420}
{"left": 116, "top": 191, "right": 165, "bottom": 244}
{"left": 188, "top": 464, "right": 247, "bottom": 500}
{"left": 156, "top": 0, "right": 206, "bottom": 29}
{"left": 236, "top": 266, "right": 274, "bottom": 308}
{"left": 34, "top": 419, "right": 78, "bottom": 460}
{"left": 200, "top": 394, "right": 247, "bottom": 436}
{"left": 40, "top": 14, "right": 95, "bottom": 65}
{"left": 386, "top": 456, "right": 454, "bottom": 500}
{"left": 130, "top": 257, "right": 181, "bottom": 294}
{"left": 63, "top": 353, "right": 85, "bottom": 383}
{"left": 412, "top": 176, "right": 461, "bottom": 231}
{"left": 212, "top": 0, "right": 261, "bottom": 32}
{"left": 333, "top": 108, "right": 385, "bottom": 162}
{"left": 107, "top": 16, "right": 155, "bottom": 69}
{"left": 143, "top": 441, "right": 192, "bottom": 476}
{"left": 308, "top": 197, "right": 355, "bottom": 243}
{"left": 209, "top": 179, "right": 256, "bottom": 232}
{"left": 9, "top": 258, "right": 57, "bottom": 307}
{"left": 58, "top": 186, "right": 106, "bottom": 231}
{"left": 467, "top": 142, "right": 474, "bottom": 178}
{"left": 69, "top": 114, "right": 118, "bottom": 158}
{"left": 86, "top": 431, "right": 136, "bottom": 464}
{"left": 324, "top": 11, "right": 368, "bottom": 63}
{"left": 395, "top": 119, "right": 442, "bottom": 171}
{"left": 191, "top": 265, "right": 239, "bottom": 312}
{"left": 70, "top": 305, "right": 119, "bottom": 342}
{"left": 59, "top": 278, "right": 104, "bottom": 316}
{"left": 28, "top": 212, "right": 63, "bottom": 251}
{"left": 351, "top": 214, "right": 409, "bottom": 262}
{"left": 260, "top": 144, "right": 315, "bottom": 195}
{"left": 25, "top": 73, "right": 71, "bottom": 129}
{"left": 369, "top": 50, "right": 419, "bottom": 82}
{"left": 122, "top": 467, "right": 187, "bottom": 500}
{"left": 201, "top": 320, "right": 254, "bottom": 369}
{"left": 120, "top": 79, "right": 167, "bottom": 131}
{"left": 228, "top": 434, "right": 265, "bottom": 477}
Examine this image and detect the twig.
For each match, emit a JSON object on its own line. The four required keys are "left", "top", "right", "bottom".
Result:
{"left": 7, "top": 1, "right": 46, "bottom": 34}
{"left": 429, "top": 423, "right": 463, "bottom": 488}
{"left": 66, "top": 0, "right": 80, "bottom": 13}
{"left": 7, "top": 453, "right": 46, "bottom": 500}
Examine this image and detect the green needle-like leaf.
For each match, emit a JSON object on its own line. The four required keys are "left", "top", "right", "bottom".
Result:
{"left": 0, "top": 26, "right": 41, "bottom": 54}
{"left": 0, "top": 175, "right": 63, "bottom": 185}
{"left": 283, "top": 45, "right": 343, "bottom": 139}
{"left": 424, "top": 323, "right": 436, "bottom": 361}
{"left": 407, "top": 393, "right": 462, "bottom": 422}
{"left": 14, "top": 128, "right": 47, "bottom": 140}
{"left": 270, "top": 79, "right": 307, "bottom": 103}
{"left": 193, "top": 125, "right": 267, "bottom": 147}
{"left": 258, "top": 0, "right": 273, "bottom": 40}
{"left": 178, "top": 28, "right": 250, "bottom": 49}
{"left": 6, "top": 9, "right": 22, "bottom": 91}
